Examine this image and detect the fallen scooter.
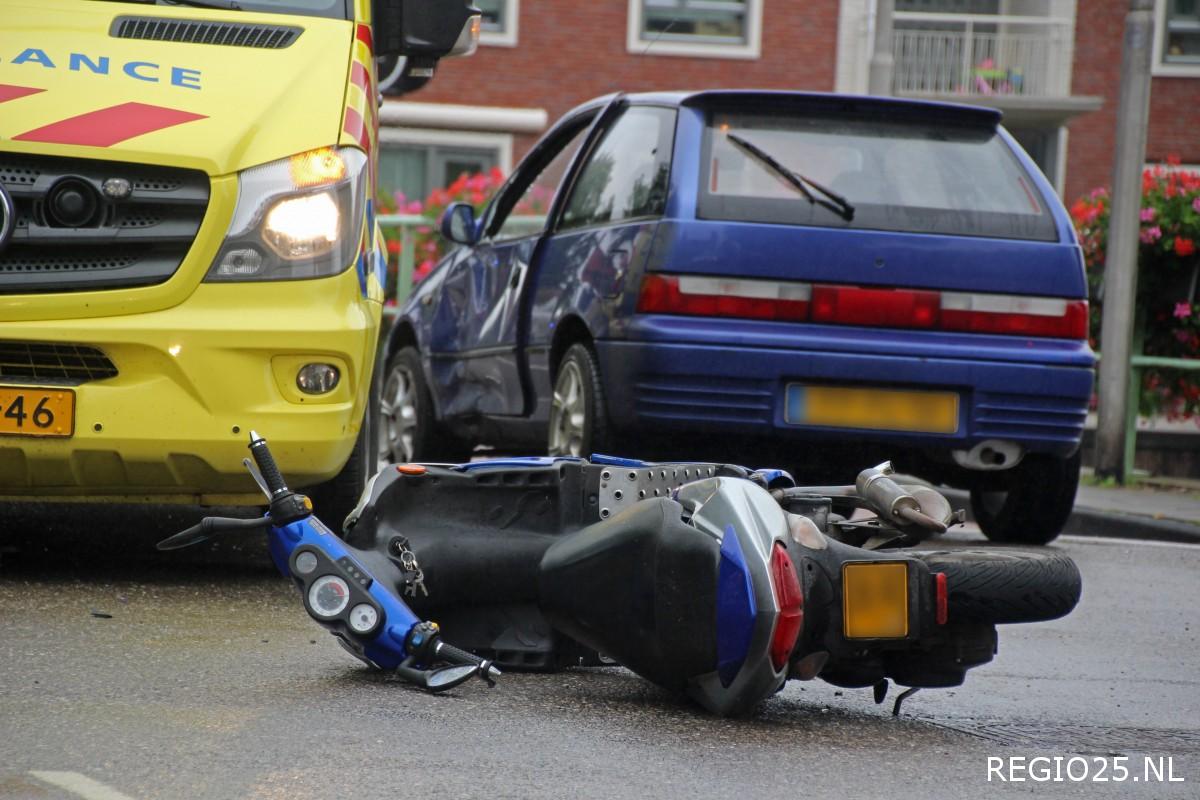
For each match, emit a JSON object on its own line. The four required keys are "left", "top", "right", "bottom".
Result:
{"left": 160, "top": 434, "right": 1082, "bottom": 716}
{"left": 340, "top": 453, "right": 1081, "bottom": 715}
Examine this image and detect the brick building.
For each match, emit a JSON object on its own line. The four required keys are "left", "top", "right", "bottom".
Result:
{"left": 378, "top": 0, "right": 1199, "bottom": 206}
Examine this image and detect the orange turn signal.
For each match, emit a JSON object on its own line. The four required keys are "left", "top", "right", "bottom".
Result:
{"left": 289, "top": 147, "right": 346, "bottom": 188}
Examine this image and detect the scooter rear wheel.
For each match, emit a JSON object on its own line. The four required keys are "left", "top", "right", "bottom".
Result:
{"left": 910, "top": 549, "right": 1081, "bottom": 625}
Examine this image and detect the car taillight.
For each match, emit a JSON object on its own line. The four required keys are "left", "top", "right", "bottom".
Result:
{"left": 637, "top": 274, "right": 1088, "bottom": 340}
{"left": 768, "top": 543, "right": 804, "bottom": 671}
{"left": 812, "top": 284, "right": 939, "bottom": 329}
{"left": 637, "top": 274, "right": 810, "bottom": 322}
{"left": 940, "top": 293, "right": 1089, "bottom": 339}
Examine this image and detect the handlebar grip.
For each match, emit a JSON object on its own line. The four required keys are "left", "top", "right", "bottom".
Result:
{"left": 435, "top": 641, "right": 486, "bottom": 667}
{"left": 248, "top": 431, "right": 288, "bottom": 496}
{"left": 434, "top": 640, "right": 501, "bottom": 682}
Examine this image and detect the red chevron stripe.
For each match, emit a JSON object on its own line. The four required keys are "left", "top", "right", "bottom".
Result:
{"left": 13, "top": 102, "right": 206, "bottom": 147}
{"left": 356, "top": 23, "right": 373, "bottom": 52}
{"left": 343, "top": 106, "right": 370, "bottom": 154}
{"left": 351, "top": 61, "right": 372, "bottom": 98}
{"left": 0, "top": 84, "right": 45, "bottom": 103}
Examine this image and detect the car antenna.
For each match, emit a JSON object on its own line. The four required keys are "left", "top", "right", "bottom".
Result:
{"left": 606, "top": 15, "right": 682, "bottom": 95}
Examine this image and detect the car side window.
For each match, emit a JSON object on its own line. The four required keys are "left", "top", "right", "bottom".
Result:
{"left": 490, "top": 121, "right": 593, "bottom": 243}
{"left": 559, "top": 106, "right": 676, "bottom": 231}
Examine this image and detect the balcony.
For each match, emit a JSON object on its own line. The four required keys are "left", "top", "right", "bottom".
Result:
{"left": 892, "top": 12, "right": 1074, "bottom": 99}
{"left": 887, "top": 10, "right": 1102, "bottom": 130}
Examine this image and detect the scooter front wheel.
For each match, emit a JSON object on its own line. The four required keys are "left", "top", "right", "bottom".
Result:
{"left": 910, "top": 549, "right": 1081, "bottom": 625}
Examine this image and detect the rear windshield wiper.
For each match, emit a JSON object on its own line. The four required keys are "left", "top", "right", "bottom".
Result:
{"left": 725, "top": 132, "right": 855, "bottom": 222}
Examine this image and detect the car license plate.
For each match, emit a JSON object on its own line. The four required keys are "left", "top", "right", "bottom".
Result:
{"left": 0, "top": 386, "right": 75, "bottom": 438}
{"left": 842, "top": 562, "right": 909, "bottom": 639}
{"left": 784, "top": 383, "right": 958, "bottom": 434}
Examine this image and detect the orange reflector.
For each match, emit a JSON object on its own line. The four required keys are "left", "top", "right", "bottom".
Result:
{"left": 397, "top": 464, "right": 427, "bottom": 475}
{"left": 289, "top": 147, "right": 346, "bottom": 188}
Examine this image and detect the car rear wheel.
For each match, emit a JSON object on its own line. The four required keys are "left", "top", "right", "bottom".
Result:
{"left": 969, "top": 450, "right": 1081, "bottom": 545}
{"left": 377, "top": 346, "right": 472, "bottom": 465}
{"left": 548, "top": 344, "right": 612, "bottom": 458}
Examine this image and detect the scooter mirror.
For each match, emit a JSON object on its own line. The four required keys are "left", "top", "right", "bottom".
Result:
{"left": 426, "top": 664, "right": 480, "bottom": 691}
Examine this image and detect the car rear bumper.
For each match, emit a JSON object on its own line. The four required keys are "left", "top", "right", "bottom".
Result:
{"left": 595, "top": 320, "right": 1094, "bottom": 458}
{"left": 0, "top": 275, "right": 379, "bottom": 503}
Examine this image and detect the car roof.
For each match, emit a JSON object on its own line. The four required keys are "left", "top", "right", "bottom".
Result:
{"left": 561, "top": 90, "right": 1003, "bottom": 128}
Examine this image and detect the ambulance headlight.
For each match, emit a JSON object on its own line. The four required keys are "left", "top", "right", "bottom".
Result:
{"left": 206, "top": 147, "right": 367, "bottom": 282}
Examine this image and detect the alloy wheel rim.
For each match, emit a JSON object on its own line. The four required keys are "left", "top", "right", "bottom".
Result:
{"left": 379, "top": 364, "right": 418, "bottom": 467}
{"left": 549, "top": 361, "right": 587, "bottom": 457}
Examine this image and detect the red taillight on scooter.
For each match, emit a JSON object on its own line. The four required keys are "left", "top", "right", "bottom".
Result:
{"left": 935, "top": 571, "right": 948, "bottom": 625}
{"left": 768, "top": 543, "right": 804, "bottom": 671}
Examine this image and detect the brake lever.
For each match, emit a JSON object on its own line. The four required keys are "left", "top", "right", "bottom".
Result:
{"left": 242, "top": 457, "right": 272, "bottom": 502}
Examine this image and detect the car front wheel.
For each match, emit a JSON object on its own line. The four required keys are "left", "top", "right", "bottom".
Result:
{"left": 548, "top": 343, "right": 612, "bottom": 458}
{"left": 377, "top": 346, "right": 471, "bottom": 465}
{"left": 969, "top": 450, "right": 1081, "bottom": 545}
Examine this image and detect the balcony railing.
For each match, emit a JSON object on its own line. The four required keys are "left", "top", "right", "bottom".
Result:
{"left": 892, "top": 12, "right": 1074, "bottom": 99}
{"left": 378, "top": 213, "right": 545, "bottom": 306}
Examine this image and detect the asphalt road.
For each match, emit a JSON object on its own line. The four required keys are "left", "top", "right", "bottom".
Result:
{"left": 0, "top": 504, "right": 1196, "bottom": 799}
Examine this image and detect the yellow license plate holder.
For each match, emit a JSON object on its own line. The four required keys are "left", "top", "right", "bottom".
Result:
{"left": 0, "top": 386, "right": 75, "bottom": 438}
{"left": 842, "top": 561, "right": 910, "bottom": 639}
{"left": 785, "top": 384, "right": 959, "bottom": 434}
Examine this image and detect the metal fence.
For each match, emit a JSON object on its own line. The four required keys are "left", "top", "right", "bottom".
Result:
{"left": 892, "top": 12, "right": 1074, "bottom": 98}
{"left": 377, "top": 214, "right": 545, "bottom": 305}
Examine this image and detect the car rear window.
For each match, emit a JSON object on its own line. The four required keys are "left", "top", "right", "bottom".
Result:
{"left": 698, "top": 108, "right": 1057, "bottom": 241}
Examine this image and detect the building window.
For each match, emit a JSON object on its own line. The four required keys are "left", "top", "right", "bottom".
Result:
{"left": 476, "top": 0, "right": 519, "bottom": 47}
{"left": 377, "top": 130, "right": 513, "bottom": 205}
{"left": 1155, "top": 0, "right": 1200, "bottom": 76}
{"left": 627, "top": 0, "right": 762, "bottom": 59}
{"left": 1164, "top": 0, "right": 1200, "bottom": 63}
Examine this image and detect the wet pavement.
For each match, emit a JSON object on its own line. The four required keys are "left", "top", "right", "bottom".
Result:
{"left": 0, "top": 504, "right": 1196, "bottom": 799}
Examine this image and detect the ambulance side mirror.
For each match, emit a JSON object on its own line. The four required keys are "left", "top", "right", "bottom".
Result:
{"left": 372, "top": 0, "right": 482, "bottom": 60}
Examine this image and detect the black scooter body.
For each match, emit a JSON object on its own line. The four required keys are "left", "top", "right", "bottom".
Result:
{"left": 343, "top": 457, "right": 736, "bottom": 671}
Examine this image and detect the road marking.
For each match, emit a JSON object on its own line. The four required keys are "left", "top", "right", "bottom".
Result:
{"left": 28, "top": 772, "right": 137, "bottom": 800}
{"left": 1059, "top": 534, "right": 1200, "bottom": 551}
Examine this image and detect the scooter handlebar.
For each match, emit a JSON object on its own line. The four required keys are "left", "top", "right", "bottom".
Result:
{"left": 248, "top": 430, "right": 288, "bottom": 497}
{"left": 435, "top": 640, "right": 502, "bottom": 681}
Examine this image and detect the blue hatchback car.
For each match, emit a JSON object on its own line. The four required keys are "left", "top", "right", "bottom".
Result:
{"left": 380, "top": 91, "right": 1095, "bottom": 544}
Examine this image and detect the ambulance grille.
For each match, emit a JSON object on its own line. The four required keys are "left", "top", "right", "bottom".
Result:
{"left": 111, "top": 16, "right": 302, "bottom": 48}
{"left": 0, "top": 154, "right": 210, "bottom": 294}
{"left": 0, "top": 342, "right": 118, "bottom": 385}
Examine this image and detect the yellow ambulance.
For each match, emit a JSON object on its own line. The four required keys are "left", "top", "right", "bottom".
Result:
{"left": 0, "top": 0, "right": 478, "bottom": 523}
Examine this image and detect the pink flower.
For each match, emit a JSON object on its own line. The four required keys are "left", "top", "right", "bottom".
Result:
{"left": 1193, "top": 196, "right": 1200, "bottom": 214}
{"left": 1140, "top": 225, "right": 1162, "bottom": 244}
{"left": 1176, "top": 329, "right": 1191, "bottom": 343}
{"left": 1176, "top": 302, "right": 1194, "bottom": 319}
{"left": 405, "top": 200, "right": 423, "bottom": 214}
{"left": 1140, "top": 207, "right": 1157, "bottom": 222}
